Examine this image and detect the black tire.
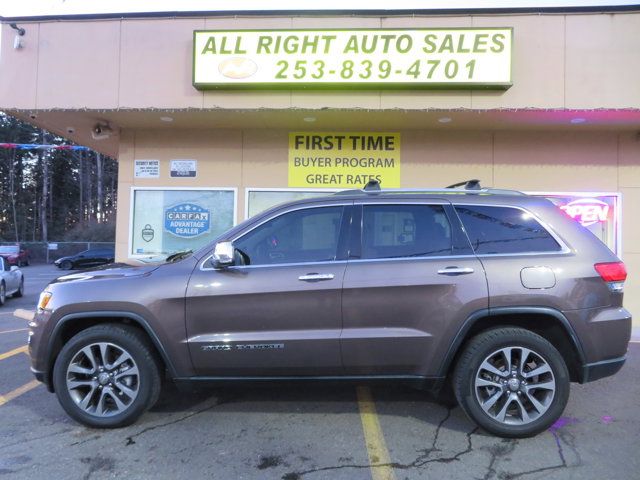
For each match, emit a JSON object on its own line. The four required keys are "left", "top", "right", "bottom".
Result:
{"left": 452, "top": 327, "right": 569, "bottom": 438}
{"left": 52, "top": 324, "right": 161, "bottom": 428}
{"left": 0, "top": 282, "right": 5, "bottom": 306}
{"left": 12, "top": 277, "right": 24, "bottom": 298}
{"left": 60, "top": 260, "right": 73, "bottom": 270}
{"left": 24, "top": 258, "right": 30, "bottom": 266}
{"left": 17, "top": 260, "right": 24, "bottom": 267}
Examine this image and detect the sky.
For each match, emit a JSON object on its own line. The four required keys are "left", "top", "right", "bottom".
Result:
{"left": 1, "top": 0, "right": 639, "bottom": 18}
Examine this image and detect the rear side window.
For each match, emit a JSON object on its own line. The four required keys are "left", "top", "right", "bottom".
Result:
{"left": 455, "top": 205, "right": 561, "bottom": 254}
{"left": 362, "top": 204, "right": 452, "bottom": 259}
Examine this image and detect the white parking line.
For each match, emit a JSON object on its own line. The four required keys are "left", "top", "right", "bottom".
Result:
{"left": 0, "top": 328, "right": 28, "bottom": 335}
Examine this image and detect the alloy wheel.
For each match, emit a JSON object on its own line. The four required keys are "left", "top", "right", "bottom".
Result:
{"left": 474, "top": 346, "right": 556, "bottom": 425}
{"left": 66, "top": 342, "right": 140, "bottom": 417}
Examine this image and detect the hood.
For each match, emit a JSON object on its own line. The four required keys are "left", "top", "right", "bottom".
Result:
{"left": 51, "top": 262, "right": 161, "bottom": 284}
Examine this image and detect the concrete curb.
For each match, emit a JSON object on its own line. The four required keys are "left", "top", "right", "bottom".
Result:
{"left": 13, "top": 309, "right": 35, "bottom": 322}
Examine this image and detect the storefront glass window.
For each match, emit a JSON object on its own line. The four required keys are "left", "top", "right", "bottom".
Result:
{"left": 246, "top": 189, "right": 337, "bottom": 218}
{"left": 131, "top": 188, "right": 235, "bottom": 257}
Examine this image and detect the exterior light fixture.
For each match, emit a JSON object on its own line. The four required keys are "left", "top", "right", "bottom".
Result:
{"left": 438, "top": 117, "right": 452, "bottom": 123}
{"left": 160, "top": 116, "right": 174, "bottom": 122}
{"left": 303, "top": 117, "right": 316, "bottom": 123}
{"left": 9, "top": 23, "right": 25, "bottom": 50}
{"left": 570, "top": 118, "right": 586, "bottom": 124}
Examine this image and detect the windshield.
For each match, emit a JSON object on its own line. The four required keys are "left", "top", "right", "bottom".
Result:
{"left": 0, "top": 246, "right": 19, "bottom": 254}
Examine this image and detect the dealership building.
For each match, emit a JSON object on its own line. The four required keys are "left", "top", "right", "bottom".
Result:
{"left": 0, "top": 4, "right": 639, "bottom": 328}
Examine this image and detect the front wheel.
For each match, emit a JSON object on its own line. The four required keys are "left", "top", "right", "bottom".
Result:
{"left": 60, "top": 260, "right": 73, "bottom": 270}
{"left": 0, "top": 282, "right": 5, "bottom": 306}
{"left": 52, "top": 324, "right": 161, "bottom": 428}
{"left": 452, "top": 327, "right": 569, "bottom": 438}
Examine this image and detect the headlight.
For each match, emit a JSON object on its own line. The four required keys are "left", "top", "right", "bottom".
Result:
{"left": 37, "top": 291, "right": 53, "bottom": 311}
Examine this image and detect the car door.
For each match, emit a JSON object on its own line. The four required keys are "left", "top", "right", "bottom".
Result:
{"left": 185, "top": 203, "right": 352, "bottom": 376}
{"left": 72, "top": 250, "right": 89, "bottom": 268}
{"left": 86, "top": 249, "right": 104, "bottom": 267}
{"left": 341, "top": 199, "right": 488, "bottom": 376}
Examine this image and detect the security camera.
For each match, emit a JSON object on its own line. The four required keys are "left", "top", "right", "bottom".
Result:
{"left": 91, "top": 122, "right": 113, "bottom": 140}
{"left": 29, "top": 113, "right": 37, "bottom": 119}
{"left": 66, "top": 127, "right": 75, "bottom": 134}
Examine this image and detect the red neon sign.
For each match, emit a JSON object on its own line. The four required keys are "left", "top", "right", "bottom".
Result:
{"left": 559, "top": 198, "right": 609, "bottom": 227}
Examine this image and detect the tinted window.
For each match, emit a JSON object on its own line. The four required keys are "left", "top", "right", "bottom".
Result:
{"left": 455, "top": 205, "right": 561, "bottom": 254}
{"left": 234, "top": 206, "right": 344, "bottom": 266}
{"left": 362, "top": 205, "right": 452, "bottom": 259}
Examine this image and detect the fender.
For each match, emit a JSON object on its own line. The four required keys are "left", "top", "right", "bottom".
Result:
{"left": 436, "top": 306, "right": 587, "bottom": 379}
{"left": 46, "top": 310, "right": 179, "bottom": 385}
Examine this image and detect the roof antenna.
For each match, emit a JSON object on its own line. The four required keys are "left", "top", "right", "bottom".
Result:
{"left": 363, "top": 179, "right": 381, "bottom": 191}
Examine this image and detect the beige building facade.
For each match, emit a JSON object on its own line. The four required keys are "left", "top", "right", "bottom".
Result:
{"left": 0, "top": 9, "right": 639, "bottom": 326}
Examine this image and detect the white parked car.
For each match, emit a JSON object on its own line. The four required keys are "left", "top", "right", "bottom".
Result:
{"left": 0, "top": 256, "right": 24, "bottom": 306}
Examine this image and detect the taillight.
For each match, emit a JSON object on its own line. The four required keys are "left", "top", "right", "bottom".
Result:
{"left": 594, "top": 262, "right": 627, "bottom": 292}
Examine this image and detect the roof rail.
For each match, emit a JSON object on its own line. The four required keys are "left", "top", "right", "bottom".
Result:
{"left": 333, "top": 179, "right": 525, "bottom": 197}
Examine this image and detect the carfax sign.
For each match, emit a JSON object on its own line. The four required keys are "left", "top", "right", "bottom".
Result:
{"left": 164, "top": 203, "right": 211, "bottom": 238}
{"left": 193, "top": 28, "right": 512, "bottom": 89}
{"left": 289, "top": 132, "right": 400, "bottom": 188}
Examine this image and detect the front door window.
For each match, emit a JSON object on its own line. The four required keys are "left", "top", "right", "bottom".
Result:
{"left": 234, "top": 206, "right": 344, "bottom": 265}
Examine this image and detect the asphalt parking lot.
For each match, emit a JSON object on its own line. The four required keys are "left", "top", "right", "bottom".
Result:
{"left": 1, "top": 264, "right": 639, "bottom": 480}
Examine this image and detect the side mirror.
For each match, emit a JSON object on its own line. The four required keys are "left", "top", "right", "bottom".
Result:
{"left": 10, "top": 266, "right": 18, "bottom": 272}
{"left": 212, "top": 241, "right": 235, "bottom": 269}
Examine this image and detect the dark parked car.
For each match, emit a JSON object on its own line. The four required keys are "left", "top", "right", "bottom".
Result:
{"left": 0, "top": 244, "right": 30, "bottom": 267}
{"left": 29, "top": 181, "right": 631, "bottom": 437}
{"left": 54, "top": 248, "right": 115, "bottom": 270}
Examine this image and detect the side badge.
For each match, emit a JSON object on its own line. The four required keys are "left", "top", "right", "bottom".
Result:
{"left": 201, "top": 343, "right": 284, "bottom": 351}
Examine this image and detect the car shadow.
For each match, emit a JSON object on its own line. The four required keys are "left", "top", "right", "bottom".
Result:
{"left": 150, "top": 381, "right": 475, "bottom": 434}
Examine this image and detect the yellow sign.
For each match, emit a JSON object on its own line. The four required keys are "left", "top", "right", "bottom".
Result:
{"left": 193, "top": 28, "right": 512, "bottom": 89}
{"left": 288, "top": 132, "right": 401, "bottom": 188}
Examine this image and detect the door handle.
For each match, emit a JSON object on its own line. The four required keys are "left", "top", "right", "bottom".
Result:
{"left": 437, "top": 267, "right": 474, "bottom": 275}
{"left": 298, "top": 273, "right": 335, "bottom": 282}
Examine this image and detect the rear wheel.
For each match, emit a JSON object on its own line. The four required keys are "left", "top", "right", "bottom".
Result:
{"left": 12, "top": 277, "right": 23, "bottom": 298}
{"left": 52, "top": 324, "right": 161, "bottom": 428}
{"left": 453, "top": 327, "right": 569, "bottom": 438}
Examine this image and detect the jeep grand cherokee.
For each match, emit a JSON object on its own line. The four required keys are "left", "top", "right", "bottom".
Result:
{"left": 28, "top": 181, "right": 631, "bottom": 437}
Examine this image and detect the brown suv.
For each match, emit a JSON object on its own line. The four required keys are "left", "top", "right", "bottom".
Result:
{"left": 28, "top": 181, "right": 631, "bottom": 437}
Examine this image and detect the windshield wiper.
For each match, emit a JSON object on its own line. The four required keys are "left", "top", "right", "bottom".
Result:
{"left": 165, "top": 249, "right": 193, "bottom": 263}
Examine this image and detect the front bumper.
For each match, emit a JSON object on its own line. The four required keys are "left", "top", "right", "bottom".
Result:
{"left": 581, "top": 356, "right": 626, "bottom": 383}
